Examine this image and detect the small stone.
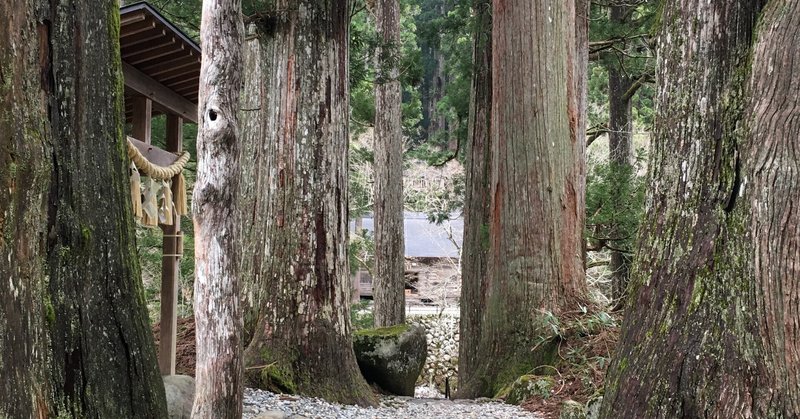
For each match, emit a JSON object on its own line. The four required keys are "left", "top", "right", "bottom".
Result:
{"left": 163, "top": 375, "right": 195, "bottom": 419}
{"left": 586, "top": 395, "right": 603, "bottom": 419}
{"left": 559, "top": 400, "right": 586, "bottom": 419}
{"left": 254, "top": 410, "right": 288, "bottom": 419}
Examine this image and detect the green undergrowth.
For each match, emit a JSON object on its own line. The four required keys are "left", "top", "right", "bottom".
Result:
{"left": 350, "top": 300, "right": 374, "bottom": 330}
{"left": 353, "top": 323, "right": 409, "bottom": 338}
{"left": 507, "top": 308, "right": 621, "bottom": 418}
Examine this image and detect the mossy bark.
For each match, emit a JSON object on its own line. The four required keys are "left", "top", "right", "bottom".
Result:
{"left": 457, "top": 0, "right": 492, "bottom": 398}
{"left": 605, "top": 4, "right": 637, "bottom": 302}
{"left": 372, "top": 0, "right": 407, "bottom": 328}
{"left": 0, "top": 1, "right": 167, "bottom": 417}
{"left": 459, "top": 0, "right": 588, "bottom": 398}
{"left": 192, "top": 0, "right": 244, "bottom": 417}
{"left": 600, "top": 1, "right": 800, "bottom": 417}
{"left": 238, "top": 0, "right": 376, "bottom": 407}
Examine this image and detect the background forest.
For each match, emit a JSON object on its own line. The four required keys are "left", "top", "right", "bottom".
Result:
{"left": 136, "top": 0, "right": 655, "bottom": 320}
{"left": 6, "top": 0, "right": 795, "bottom": 417}
{"left": 128, "top": 1, "right": 657, "bottom": 416}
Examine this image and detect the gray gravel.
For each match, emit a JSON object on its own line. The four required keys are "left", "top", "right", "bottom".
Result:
{"left": 243, "top": 388, "right": 542, "bottom": 419}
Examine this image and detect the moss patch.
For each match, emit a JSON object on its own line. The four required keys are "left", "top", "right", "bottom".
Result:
{"left": 43, "top": 294, "right": 55, "bottom": 326}
{"left": 257, "top": 363, "right": 297, "bottom": 394}
{"left": 353, "top": 323, "right": 409, "bottom": 338}
{"left": 244, "top": 346, "right": 299, "bottom": 394}
{"left": 497, "top": 375, "right": 556, "bottom": 405}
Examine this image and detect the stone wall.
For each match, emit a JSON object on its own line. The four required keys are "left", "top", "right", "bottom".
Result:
{"left": 408, "top": 314, "right": 459, "bottom": 393}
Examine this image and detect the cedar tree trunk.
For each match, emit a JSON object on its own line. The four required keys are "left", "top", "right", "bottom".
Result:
{"left": 238, "top": 1, "right": 377, "bottom": 407}
{"left": 0, "top": 1, "right": 167, "bottom": 417}
{"left": 373, "top": 0, "right": 406, "bottom": 327}
{"left": 574, "top": 0, "right": 589, "bottom": 265}
{"left": 192, "top": 0, "right": 244, "bottom": 417}
{"left": 463, "top": 0, "right": 587, "bottom": 397}
{"left": 607, "top": 4, "right": 635, "bottom": 302}
{"left": 600, "top": 1, "right": 800, "bottom": 417}
{"left": 456, "top": 0, "right": 493, "bottom": 398}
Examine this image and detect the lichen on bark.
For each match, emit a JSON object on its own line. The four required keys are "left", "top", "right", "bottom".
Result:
{"left": 600, "top": 1, "right": 800, "bottom": 417}
{"left": 238, "top": 0, "right": 376, "bottom": 407}
{"left": 2, "top": 1, "right": 168, "bottom": 417}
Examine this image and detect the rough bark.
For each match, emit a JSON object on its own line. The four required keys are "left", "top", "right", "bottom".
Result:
{"left": 238, "top": 1, "right": 377, "bottom": 407}
{"left": 456, "top": 0, "right": 492, "bottom": 398}
{"left": 600, "top": 1, "right": 800, "bottom": 417}
{"left": 373, "top": 0, "right": 406, "bottom": 327}
{"left": 420, "top": 1, "right": 450, "bottom": 146}
{"left": 0, "top": 1, "right": 168, "bottom": 417}
{"left": 747, "top": 3, "right": 800, "bottom": 413}
{"left": 607, "top": 4, "right": 635, "bottom": 302}
{"left": 423, "top": 44, "right": 448, "bottom": 141}
{"left": 575, "top": 0, "right": 589, "bottom": 266}
{"left": 463, "top": 0, "right": 588, "bottom": 397}
{"left": 192, "top": 0, "right": 244, "bottom": 417}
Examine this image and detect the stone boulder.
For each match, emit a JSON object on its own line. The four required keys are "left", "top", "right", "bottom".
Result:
{"left": 559, "top": 400, "right": 587, "bottom": 419}
{"left": 495, "top": 374, "right": 555, "bottom": 405}
{"left": 352, "top": 324, "right": 427, "bottom": 396}
{"left": 163, "top": 375, "right": 195, "bottom": 419}
{"left": 586, "top": 395, "right": 603, "bottom": 419}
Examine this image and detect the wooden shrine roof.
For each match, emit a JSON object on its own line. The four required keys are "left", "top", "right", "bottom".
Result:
{"left": 120, "top": 2, "right": 200, "bottom": 123}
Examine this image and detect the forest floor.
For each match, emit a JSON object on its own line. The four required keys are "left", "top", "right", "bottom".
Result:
{"left": 519, "top": 310, "right": 620, "bottom": 418}
{"left": 153, "top": 309, "right": 619, "bottom": 419}
{"left": 242, "top": 388, "right": 542, "bottom": 419}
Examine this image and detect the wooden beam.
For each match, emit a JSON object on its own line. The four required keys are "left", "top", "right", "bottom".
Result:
{"left": 121, "top": 28, "right": 168, "bottom": 49}
{"left": 158, "top": 114, "right": 184, "bottom": 376}
{"left": 125, "top": 44, "right": 186, "bottom": 65}
{"left": 130, "top": 96, "right": 152, "bottom": 144}
{"left": 173, "top": 83, "right": 200, "bottom": 95}
{"left": 123, "top": 62, "right": 198, "bottom": 123}
{"left": 166, "top": 76, "right": 200, "bottom": 92}
{"left": 123, "top": 36, "right": 177, "bottom": 58}
{"left": 120, "top": 11, "right": 146, "bottom": 25}
{"left": 159, "top": 67, "right": 200, "bottom": 84}
{"left": 127, "top": 136, "right": 182, "bottom": 167}
{"left": 120, "top": 19, "right": 157, "bottom": 38}
{"left": 141, "top": 52, "right": 199, "bottom": 75}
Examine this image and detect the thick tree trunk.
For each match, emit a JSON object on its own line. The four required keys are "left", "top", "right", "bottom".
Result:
{"left": 600, "top": 1, "right": 800, "bottom": 417}
{"left": 373, "top": 0, "right": 406, "bottom": 327}
{"left": 574, "top": 0, "right": 589, "bottom": 266}
{"left": 456, "top": 0, "right": 492, "bottom": 398}
{"left": 0, "top": 1, "right": 167, "bottom": 417}
{"left": 607, "top": 4, "right": 634, "bottom": 303}
{"left": 420, "top": 1, "right": 446, "bottom": 142}
{"left": 238, "top": 1, "right": 377, "bottom": 407}
{"left": 424, "top": 45, "right": 448, "bottom": 142}
{"left": 192, "top": 0, "right": 243, "bottom": 417}
{"left": 463, "top": 0, "right": 587, "bottom": 397}
{"left": 747, "top": 3, "right": 800, "bottom": 412}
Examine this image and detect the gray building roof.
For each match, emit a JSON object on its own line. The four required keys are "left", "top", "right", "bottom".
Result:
{"left": 355, "top": 212, "right": 463, "bottom": 258}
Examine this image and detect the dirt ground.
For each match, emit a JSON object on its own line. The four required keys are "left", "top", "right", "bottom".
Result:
{"left": 152, "top": 316, "right": 196, "bottom": 376}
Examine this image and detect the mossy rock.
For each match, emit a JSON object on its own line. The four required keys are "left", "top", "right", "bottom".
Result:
{"left": 559, "top": 400, "right": 586, "bottom": 419}
{"left": 245, "top": 362, "right": 297, "bottom": 394}
{"left": 586, "top": 395, "right": 603, "bottom": 419}
{"left": 495, "top": 375, "right": 555, "bottom": 405}
{"left": 163, "top": 375, "right": 194, "bottom": 419}
{"left": 352, "top": 324, "right": 427, "bottom": 396}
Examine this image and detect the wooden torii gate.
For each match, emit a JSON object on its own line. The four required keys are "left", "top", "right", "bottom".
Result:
{"left": 120, "top": 2, "right": 200, "bottom": 376}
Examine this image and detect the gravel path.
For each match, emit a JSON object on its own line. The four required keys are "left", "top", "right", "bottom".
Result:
{"left": 243, "top": 387, "right": 543, "bottom": 419}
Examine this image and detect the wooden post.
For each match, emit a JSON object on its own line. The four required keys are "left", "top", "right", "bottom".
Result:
{"left": 131, "top": 96, "right": 152, "bottom": 144}
{"left": 193, "top": 0, "right": 243, "bottom": 414}
{"left": 158, "top": 114, "right": 183, "bottom": 375}
{"left": 352, "top": 217, "right": 363, "bottom": 303}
